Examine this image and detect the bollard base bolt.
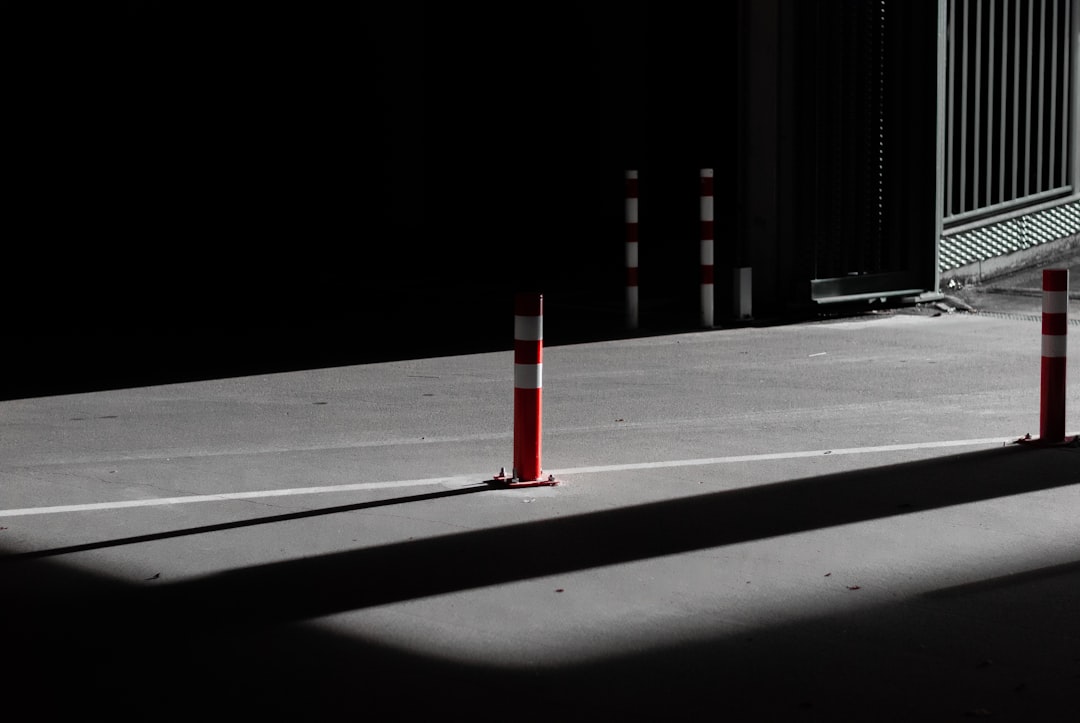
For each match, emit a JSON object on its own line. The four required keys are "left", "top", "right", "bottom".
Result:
{"left": 489, "top": 469, "right": 561, "bottom": 488}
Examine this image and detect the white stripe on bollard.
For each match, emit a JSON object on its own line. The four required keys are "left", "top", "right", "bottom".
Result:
{"left": 514, "top": 363, "right": 542, "bottom": 390}
{"left": 1042, "top": 335, "right": 1067, "bottom": 358}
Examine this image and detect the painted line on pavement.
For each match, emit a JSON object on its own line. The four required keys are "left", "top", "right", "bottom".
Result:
{"left": 550, "top": 437, "right": 1020, "bottom": 475}
{"left": 0, "top": 477, "right": 480, "bottom": 518}
{"left": 0, "top": 436, "right": 1032, "bottom": 518}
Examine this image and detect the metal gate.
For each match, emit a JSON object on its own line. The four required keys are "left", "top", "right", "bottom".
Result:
{"left": 935, "top": 0, "right": 1080, "bottom": 279}
{"left": 943, "top": 0, "right": 1077, "bottom": 225}
{"left": 941, "top": 0, "right": 1075, "bottom": 222}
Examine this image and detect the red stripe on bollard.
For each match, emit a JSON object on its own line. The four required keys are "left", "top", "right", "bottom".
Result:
{"left": 1044, "top": 270, "right": 1069, "bottom": 292}
{"left": 515, "top": 292, "right": 542, "bottom": 318}
{"left": 492, "top": 292, "right": 559, "bottom": 487}
{"left": 1043, "top": 313, "right": 1069, "bottom": 337}
{"left": 514, "top": 387, "right": 542, "bottom": 481}
{"left": 700, "top": 220, "right": 714, "bottom": 240}
{"left": 1041, "top": 356, "right": 1068, "bottom": 442}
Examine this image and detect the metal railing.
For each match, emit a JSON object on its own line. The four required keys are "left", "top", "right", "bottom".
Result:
{"left": 944, "top": 0, "right": 1078, "bottom": 225}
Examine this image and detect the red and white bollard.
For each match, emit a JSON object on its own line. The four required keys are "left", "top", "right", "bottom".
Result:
{"left": 1019, "top": 268, "right": 1075, "bottom": 446}
{"left": 625, "top": 170, "right": 639, "bottom": 330}
{"left": 492, "top": 293, "right": 559, "bottom": 487}
{"left": 1039, "top": 269, "right": 1071, "bottom": 442}
{"left": 700, "top": 168, "right": 714, "bottom": 328}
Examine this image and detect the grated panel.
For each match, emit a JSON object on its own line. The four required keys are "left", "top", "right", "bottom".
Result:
{"left": 939, "top": 201, "right": 1080, "bottom": 272}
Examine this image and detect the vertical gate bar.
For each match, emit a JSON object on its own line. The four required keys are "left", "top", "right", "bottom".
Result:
{"left": 975, "top": 0, "right": 983, "bottom": 209}
{"left": 1071, "top": 0, "right": 1079, "bottom": 191}
{"left": 1063, "top": 0, "right": 1073, "bottom": 188}
{"left": 999, "top": 0, "right": 1010, "bottom": 204}
{"left": 987, "top": 0, "right": 996, "bottom": 206}
{"left": 961, "top": 0, "right": 970, "bottom": 213}
{"left": 1025, "top": 0, "right": 1034, "bottom": 197}
{"left": 1013, "top": 0, "right": 1022, "bottom": 200}
{"left": 1050, "top": 0, "right": 1059, "bottom": 189}
{"left": 947, "top": 0, "right": 957, "bottom": 215}
{"left": 1037, "top": 0, "right": 1047, "bottom": 191}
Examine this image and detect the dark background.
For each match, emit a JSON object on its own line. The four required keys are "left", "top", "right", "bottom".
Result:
{"left": 7, "top": 2, "right": 741, "bottom": 398}
{"left": 7, "top": 2, "right": 945, "bottom": 398}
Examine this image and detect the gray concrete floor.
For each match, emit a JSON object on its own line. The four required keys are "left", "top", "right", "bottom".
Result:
{"left": 2, "top": 255, "right": 1079, "bottom": 721}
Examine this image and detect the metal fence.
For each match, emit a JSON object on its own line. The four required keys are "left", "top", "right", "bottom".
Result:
{"left": 944, "top": 0, "right": 1078, "bottom": 225}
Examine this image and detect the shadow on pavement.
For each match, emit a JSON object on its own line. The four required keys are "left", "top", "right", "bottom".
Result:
{"left": 0, "top": 485, "right": 490, "bottom": 562}
{"left": 3, "top": 443, "right": 1079, "bottom": 720}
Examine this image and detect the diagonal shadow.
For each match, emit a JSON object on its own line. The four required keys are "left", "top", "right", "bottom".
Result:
{"left": 3, "top": 444, "right": 1079, "bottom": 720}
{"left": 0, "top": 484, "right": 491, "bottom": 562}
{"left": 130, "top": 443, "right": 1079, "bottom": 629}
{"left": 923, "top": 557, "right": 1080, "bottom": 600}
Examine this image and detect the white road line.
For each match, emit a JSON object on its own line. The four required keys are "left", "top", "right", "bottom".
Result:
{"left": 551, "top": 437, "right": 1020, "bottom": 475}
{"left": 0, "top": 436, "right": 1027, "bottom": 518}
{"left": 0, "top": 476, "right": 479, "bottom": 518}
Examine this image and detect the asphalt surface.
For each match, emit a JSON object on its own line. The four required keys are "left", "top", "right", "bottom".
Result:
{"left": 2, "top": 252, "right": 1079, "bottom": 721}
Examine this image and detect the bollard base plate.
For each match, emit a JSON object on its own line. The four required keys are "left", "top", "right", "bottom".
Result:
{"left": 489, "top": 470, "right": 561, "bottom": 488}
{"left": 1012, "top": 433, "right": 1079, "bottom": 447}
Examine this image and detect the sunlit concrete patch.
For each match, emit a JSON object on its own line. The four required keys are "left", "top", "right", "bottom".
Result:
{"left": 0, "top": 482, "right": 502, "bottom": 584}
{"left": 0, "top": 475, "right": 483, "bottom": 517}
{"left": 306, "top": 480, "right": 1080, "bottom": 671}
